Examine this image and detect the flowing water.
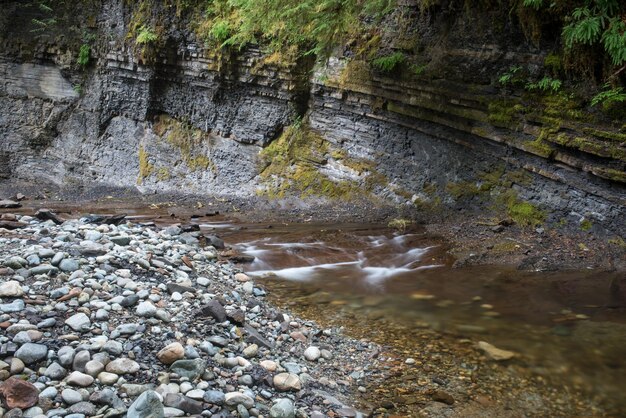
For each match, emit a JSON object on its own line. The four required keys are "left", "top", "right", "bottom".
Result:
{"left": 209, "top": 221, "right": 626, "bottom": 416}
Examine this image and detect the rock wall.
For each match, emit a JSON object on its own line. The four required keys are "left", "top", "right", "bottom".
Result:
{"left": 0, "top": 0, "right": 624, "bottom": 234}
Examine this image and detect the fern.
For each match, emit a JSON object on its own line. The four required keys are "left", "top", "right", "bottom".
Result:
{"left": 526, "top": 77, "right": 562, "bottom": 93}
{"left": 591, "top": 84, "right": 626, "bottom": 107}
{"left": 372, "top": 52, "right": 405, "bottom": 72}
{"left": 77, "top": 44, "right": 90, "bottom": 67}
{"left": 136, "top": 26, "right": 158, "bottom": 45}
{"left": 601, "top": 18, "right": 626, "bottom": 66}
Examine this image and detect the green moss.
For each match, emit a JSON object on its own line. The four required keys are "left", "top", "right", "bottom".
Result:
{"left": 153, "top": 115, "right": 215, "bottom": 172}
{"left": 580, "top": 219, "right": 592, "bottom": 231}
{"left": 446, "top": 181, "right": 480, "bottom": 199}
{"left": 497, "top": 190, "right": 545, "bottom": 227}
{"left": 582, "top": 128, "right": 626, "bottom": 144}
{"left": 137, "top": 145, "right": 154, "bottom": 184}
{"left": 337, "top": 60, "right": 371, "bottom": 88}
{"left": 608, "top": 236, "right": 626, "bottom": 249}
{"left": 544, "top": 53, "right": 562, "bottom": 75}
{"left": 487, "top": 100, "right": 523, "bottom": 128}
{"left": 156, "top": 167, "right": 171, "bottom": 181}
{"left": 259, "top": 123, "right": 385, "bottom": 200}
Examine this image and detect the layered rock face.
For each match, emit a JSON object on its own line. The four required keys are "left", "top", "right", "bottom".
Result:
{"left": 0, "top": 0, "right": 624, "bottom": 233}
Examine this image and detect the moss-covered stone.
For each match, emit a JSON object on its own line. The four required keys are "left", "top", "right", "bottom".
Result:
{"left": 137, "top": 145, "right": 154, "bottom": 184}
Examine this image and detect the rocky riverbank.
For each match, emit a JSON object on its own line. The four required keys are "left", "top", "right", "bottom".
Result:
{"left": 0, "top": 212, "right": 381, "bottom": 418}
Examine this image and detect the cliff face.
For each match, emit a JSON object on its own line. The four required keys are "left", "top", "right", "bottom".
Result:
{"left": 0, "top": 0, "right": 624, "bottom": 234}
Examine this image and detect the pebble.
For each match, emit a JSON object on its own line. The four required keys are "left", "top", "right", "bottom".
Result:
{"left": 66, "top": 371, "right": 94, "bottom": 387}
{"left": 304, "top": 346, "right": 321, "bottom": 361}
{"left": 157, "top": 342, "right": 185, "bottom": 365}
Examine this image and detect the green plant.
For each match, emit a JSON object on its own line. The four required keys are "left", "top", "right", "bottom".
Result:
{"left": 136, "top": 25, "right": 158, "bottom": 44}
{"left": 72, "top": 84, "right": 83, "bottom": 95}
{"left": 372, "top": 52, "right": 405, "bottom": 72}
{"left": 580, "top": 218, "right": 593, "bottom": 231}
{"left": 201, "top": 0, "right": 395, "bottom": 57}
{"left": 210, "top": 19, "right": 231, "bottom": 44}
{"left": 591, "top": 84, "right": 626, "bottom": 107}
{"left": 498, "top": 65, "right": 522, "bottom": 85}
{"left": 77, "top": 44, "right": 90, "bottom": 67}
{"left": 526, "top": 76, "right": 562, "bottom": 93}
{"left": 411, "top": 64, "right": 427, "bottom": 76}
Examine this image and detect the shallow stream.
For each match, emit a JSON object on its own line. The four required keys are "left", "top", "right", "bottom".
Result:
{"left": 12, "top": 201, "right": 626, "bottom": 415}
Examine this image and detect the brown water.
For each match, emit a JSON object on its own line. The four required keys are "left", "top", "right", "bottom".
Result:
{"left": 211, "top": 222, "right": 626, "bottom": 417}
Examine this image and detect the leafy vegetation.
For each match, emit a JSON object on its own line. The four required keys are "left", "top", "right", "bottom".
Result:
{"left": 198, "top": 0, "right": 395, "bottom": 56}
{"left": 523, "top": 0, "right": 626, "bottom": 67}
{"left": 525, "top": 76, "right": 562, "bottom": 93}
{"left": 372, "top": 52, "right": 405, "bottom": 72}
{"left": 77, "top": 44, "right": 90, "bottom": 67}
{"left": 591, "top": 84, "right": 626, "bottom": 107}
{"left": 136, "top": 25, "right": 158, "bottom": 44}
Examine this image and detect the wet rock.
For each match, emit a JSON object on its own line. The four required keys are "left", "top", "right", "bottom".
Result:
{"left": 128, "top": 391, "right": 164, "bottom": 418}
{"left": 432, "top": 390, "right": 455, "bottom": 405}
{"left": 477, "top": 341, "right": 516, "bottom": 361}
{"left": 0, "top": 377, "right": 39, "bottom": 409}
{"left": 157, "top": 343, "right": 184, "bottom": 365}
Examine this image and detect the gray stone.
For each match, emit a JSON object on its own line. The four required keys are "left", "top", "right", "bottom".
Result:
{"left": 127, "top": 391, "right": 164, "bottom": 418}
{"left": 29, "top": 265, "right": 58, "bottom": 275}
{"left": 50, "top": 286, "right": 70, "bottom": 299}
{"left": 224, "top": 392, "right": 254, "bottom": 409}
{"left": 66, "top": 371, "right": 94, "bottom": 387}
{"left": 0, "top": 299, "right": 25, "bottom": 313}
{"left": 72, "top": 350, "right": 91, "bottom": 373}
{"left": 110, "top": 236, "right": 131, "bottom": 246}
{"left": 203, "top": 390, "right": 225, "bottom": 405}
{"left": 61, "top": 388, "right": 83, "bottom": 405}
{"left": 58, "top": 346, "right": 76, "bottom": 367}
{"left": 65, "top": 313, "right": 91, "bottom": 332}
{"left": 15, "top": 343, "right": 48, "bottom": 365}
{"left": 105, "top": 358, "right": 140, "bottom": 375}
{"left": 0, "top": 281, "right": 24, "bottom": 297}
{"left": 68, "top": 402, "right": 96, "bottom": 416}
{"left": 39, "top": 387, "right": 58, "bottom": 399}
{"left": 59, "top": 259, "right": 80, "bottom": 272}
{"left": 44, "top": 362, "right": 67, "bottom": 380}
{"left": 169, "top": 359, "right": 205, "bottom": 381}
{"left": 270, "top": 399, "right": 295, "bottom": 418}
{"left": 136, "top": 301, "right": 157, "bottom": 317}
